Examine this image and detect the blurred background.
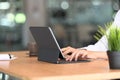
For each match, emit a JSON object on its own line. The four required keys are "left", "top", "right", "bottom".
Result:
{"left": 0, "top": 0, "right": 119, "bottom": 51}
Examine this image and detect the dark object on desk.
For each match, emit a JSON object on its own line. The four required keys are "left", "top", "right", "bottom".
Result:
{"left": 107, "top": 51, "right": 120, "bottom": 69}
{"left": 28, "top": 42, "right": 38, "bottom": 57}
{"left": 30, "top": 27, "right": 90, "bottom": 64}
{"left": 57, "top": 59, "right": 90, "bottom": 64}
{"left": 8, "top": 54, "right": 12, "bottom": 59}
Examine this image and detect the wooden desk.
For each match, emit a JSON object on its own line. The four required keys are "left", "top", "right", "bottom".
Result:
{"left": 0, "top": 51, "right": 120, "bottom": 80}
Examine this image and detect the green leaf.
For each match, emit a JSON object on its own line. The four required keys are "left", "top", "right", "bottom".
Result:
{"left": 94, "top": 22, "right": 120, "bottom": 51}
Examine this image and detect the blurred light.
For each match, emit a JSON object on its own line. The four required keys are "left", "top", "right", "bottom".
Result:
{"left": 92, "top": 0, "right": 102, "bottom": 6}
{"left": 0, "top": 2, "right": 10, "bottom": 10}
{"left": 61, "top": 1, "right": 69, "bottom": 10}
{"left": 15, "top": 13, "right": 26, "bottom": 23}
{"left": 7, "top": 13, "right": 15, "bottom": 22}
{"left": 0, "top": 18, "right": 15, "bottom": 27}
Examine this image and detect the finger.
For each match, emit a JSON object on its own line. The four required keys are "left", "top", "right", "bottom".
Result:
{"left": 81, "top": 52, "right": 87, "bottom": 58}
{"left": 69, "top": 50, "right": 78, "bottom": 61}
{"left": 62, "top": 47, "right": 76, "bottom": 55}
{"left": 61, "top": 46, "right": 72, "bottom": 52}
{"left": 75, "top": 51, "right": 83, "bottom": 61}
{"left": 58, "top": 58, "right": 61, "bottom": 60}
{"left": 61, "top": 47, "right": 67, "bottom": 52}
{"left": 65, "top": 56, "right": 71, "bottom": 61}
{"left": 83, "top": 55, "right": 87, "bottom": 59}
{"left": 62, "top": 49, "right": 73, "bottom": 55}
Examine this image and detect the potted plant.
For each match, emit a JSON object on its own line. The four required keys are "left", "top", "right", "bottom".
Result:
{"left": 94, "top": 22, "right": 120, "bottom": 69}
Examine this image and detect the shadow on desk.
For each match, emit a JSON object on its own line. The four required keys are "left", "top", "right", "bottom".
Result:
{"left": 110, "top": 79, "right": 120, "bottom": 80}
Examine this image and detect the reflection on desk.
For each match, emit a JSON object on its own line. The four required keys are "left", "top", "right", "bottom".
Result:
{"left": 0, "top": 51, "right": 120, "bottom": 80}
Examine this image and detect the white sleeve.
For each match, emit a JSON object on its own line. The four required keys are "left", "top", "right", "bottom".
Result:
{"left": 113, "top": 10, "right": 120, "bottom": 27}
{"left": 81, "top": 10, "right": 120, "bottom": 51}
{"left": 82, "top": 36, "right": 108, "bottom": 51}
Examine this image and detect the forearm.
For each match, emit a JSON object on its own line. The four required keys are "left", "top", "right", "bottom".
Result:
{"left": 87, "top": 51, "right": 108, "bottom": 59}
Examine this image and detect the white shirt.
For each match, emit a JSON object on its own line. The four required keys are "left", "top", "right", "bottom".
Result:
{"left": 83, "top": 10, "right": 120, "bottom": 51}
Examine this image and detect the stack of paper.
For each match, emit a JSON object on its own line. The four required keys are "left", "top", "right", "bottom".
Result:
{"left": 0, "top": 54, "right": 15, "bottom": 60}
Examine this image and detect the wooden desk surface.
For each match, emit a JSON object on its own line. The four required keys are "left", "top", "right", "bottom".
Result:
{"left": 0, "top": 51, "right": 120, "bottom": 80}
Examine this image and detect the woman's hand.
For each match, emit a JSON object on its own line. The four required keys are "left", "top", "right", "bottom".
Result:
{"left": 61, "top": 46, "right": 90, "bottom": 61}
{"left": 61, "top": 46, "right": 107, "bottom": 61}
{"left": 61, "top": 46, "right": 108, "bottom": 61}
